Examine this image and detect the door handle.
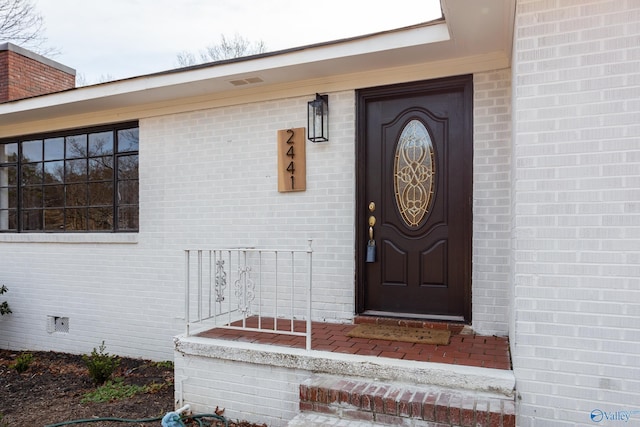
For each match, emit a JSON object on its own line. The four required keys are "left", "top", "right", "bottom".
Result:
{"left": 368, "top": 215, "right": 376, "bottom": 240}
{"left": 368, "top": 201, "right": 376, "bottom": 241}
{"left": 366, "top": 201, "right": 376, "bottom": 262}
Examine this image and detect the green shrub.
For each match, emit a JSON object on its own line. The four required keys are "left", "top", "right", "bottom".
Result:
{"left": 152, "top": 360, "right": 174, "bottom": 369}
{"left": 83, "top": 341, "right": 120, "bottom": 385}
{"left": 11, "top": 353, "right": 34, "bottom": 373}
{"left": 0, "top": 285, "right": 11, "bottom": 316}
{"left": 81, "top": 378, "right": 146, "bottom": 403}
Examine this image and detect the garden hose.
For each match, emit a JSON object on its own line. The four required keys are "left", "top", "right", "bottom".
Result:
{"left": 44, "top": 413, "right": 229, "bottom": 427}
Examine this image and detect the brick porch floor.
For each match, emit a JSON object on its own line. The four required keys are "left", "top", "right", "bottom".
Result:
{"left": 196, "top": 316, "right": 511, "bottom": 370}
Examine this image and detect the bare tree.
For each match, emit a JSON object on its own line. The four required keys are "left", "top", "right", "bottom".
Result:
{"left": 0, "top": 0, "right": 54, "bottom": 54}
{"left": 176, "top": 33, "right": 267, "bottom": 67}
{"left": 75, "top": 73, "right": 117, "bottom": 87}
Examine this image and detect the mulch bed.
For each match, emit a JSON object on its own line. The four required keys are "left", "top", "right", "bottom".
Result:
{"left": 0, "top": 349, "right": 266, "bottom": 427}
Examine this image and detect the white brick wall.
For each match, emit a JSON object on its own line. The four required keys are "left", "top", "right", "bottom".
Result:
{"left": 512, "top": 0, "right": 640, "bottom": 425}
{"left": 473, "top": 69, "right": 512, "bottom": 336}
{"left": 142, "top": 92, "right": 357, "bottom": 325}
{"left": 0, "top": 239, "right": 182, "bottom": 360}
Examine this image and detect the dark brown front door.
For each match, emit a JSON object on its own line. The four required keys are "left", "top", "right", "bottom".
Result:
{"left": 356, "top": 76, "right": 473, "bottom": 322}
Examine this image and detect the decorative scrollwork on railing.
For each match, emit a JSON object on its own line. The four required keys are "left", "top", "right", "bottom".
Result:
{"left": 234, "top": 266, "right": 255, "bottom": 315}
{"left": 215, "top": 259, "right": 226, "bottom": 303}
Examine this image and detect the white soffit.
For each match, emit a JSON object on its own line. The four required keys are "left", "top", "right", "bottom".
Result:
{"left": 0, "top": 0, "right": 515, "bottom": 129}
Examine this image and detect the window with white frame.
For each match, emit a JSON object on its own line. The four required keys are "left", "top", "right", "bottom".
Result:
{"left": 0, "top": 122, "right": 139, "bottom": 232}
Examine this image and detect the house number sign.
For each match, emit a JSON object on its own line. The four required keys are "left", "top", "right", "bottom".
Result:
{"left": 277, "top": 127, "right": 306, "bottom": 192}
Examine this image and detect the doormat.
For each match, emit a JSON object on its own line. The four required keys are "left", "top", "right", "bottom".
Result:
{"left": 347, "top": 323, "right": 451, "bottom": 345}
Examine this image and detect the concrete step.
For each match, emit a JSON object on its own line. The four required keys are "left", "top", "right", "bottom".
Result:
{"left": 296, "top": 374, "right": 515, "bottom": 427}
{"left": 288, "top": 413, "right": 390, "bottom": 426}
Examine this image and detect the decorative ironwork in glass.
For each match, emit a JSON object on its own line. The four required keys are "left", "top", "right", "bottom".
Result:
{"left": 393, "top": 119, "right": 435, "bottom": 227}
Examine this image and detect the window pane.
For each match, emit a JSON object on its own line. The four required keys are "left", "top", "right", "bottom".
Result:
{"left": 117, "top": 180, "right": 138, "bottom": 205}
{"left": 44, "top": 137, "right": 65, "bottom": 161}
{"left": 0, "top": 187, "right": 17, "bottom": 209}
{"left": 117, "top": 128, "right": 139, "bottom": 152}
{"left": 22, "top": 209, "right": 43, "bottom": 231}
{"left": 0, "top": 209, "right": 17, "bottom": 231}
{"left": 117, "top": 154, "right": 138, "bottom": 179}
{"left": 44, "top": 185, "right": 64, "bottom": 207}
{"left": 44, "top": 209, "right": 64, "bottom": 231}
{"left": 88, "top": 131, "right": 114, "bottom": 156}
{"left": 89, "top": 182, "right": 113, "bottom": 206}
{"left": 66, "top": 159, "right": 87, "bottom": 182}
{"left": 22, "top": 186, "right": 43, "bottom": 208}
{"left": 65, "top": 208, "right": 87, "bottom": 231}
{"left": 88, "top": 207, "right": 113, "bottom": 231}
{"left": 1, "top": 143, "right": 18, "bottom": 163}
{"left": 8, "top": 188, "right": 17, "bottom": 208}
{"left": 0, "top": 165, "right": 17, "bottom": 186}
{"left": 22, "top": 140, "right": 42, "bottom": 162}
{"left": 22, "top": 162, "right": 43, "bottom": 185}
{"left": 89, "top": 156, "right": 114, "bottom": 180}
{"left": 66, "top": 134, "right": 87, "bottom": 159}
{"left": 3, "top": 124, "right": 137, "bottom": 233}
{"left": 66, "top": 183, "right": 87, "bottom": 207}
{"left": 117, "top": 206, "right": 138, "bottom": 230}
{"left": 44, "top": 161, "right": 64, "bottom": 184}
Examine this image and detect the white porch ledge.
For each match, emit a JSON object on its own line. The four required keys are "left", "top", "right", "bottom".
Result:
{"left": 174, "top": 334, "right": 516, "bottom": 398}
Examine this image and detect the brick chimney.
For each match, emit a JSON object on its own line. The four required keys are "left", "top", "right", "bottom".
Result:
{"left": 0, "top": 42, "right": 75, "bottom": 103}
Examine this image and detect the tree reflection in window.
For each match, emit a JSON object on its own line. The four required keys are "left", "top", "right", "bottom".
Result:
{"left": 0, "top": 123, "right": 138, "bottom": 232}
{"left": 0, "top": 144, "right": 18, "bottom": 231}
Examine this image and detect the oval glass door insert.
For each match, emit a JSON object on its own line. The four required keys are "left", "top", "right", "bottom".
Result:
{"left": 393, "top": 119, "right": 435, "bottom": 227}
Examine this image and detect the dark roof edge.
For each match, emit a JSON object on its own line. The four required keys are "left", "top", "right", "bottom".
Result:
{"left": 0, "top": 41, "right": 76, "bottom": 76}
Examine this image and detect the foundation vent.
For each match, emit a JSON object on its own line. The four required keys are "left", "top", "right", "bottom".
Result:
{"left": 228, "top": 76, "right": 263, "bottom": 86}
{"left": 47, "top": 316, "right": 69, "bottom": 333}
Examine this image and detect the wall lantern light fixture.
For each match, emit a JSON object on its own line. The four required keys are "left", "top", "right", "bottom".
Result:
{"left": 307, "top": 93, "right": 329, "bottom": 142}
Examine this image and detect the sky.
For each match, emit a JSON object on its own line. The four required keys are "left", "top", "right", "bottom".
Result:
{"left": 33, "top": 0, "right": 442, "bottom": 84}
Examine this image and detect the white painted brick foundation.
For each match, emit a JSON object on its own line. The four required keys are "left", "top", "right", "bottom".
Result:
{"left": 512, "top": 0, "right": 640, "bottom": 425}
{"left": 174, "top": 335, "right": 515, "bottom": 427}
{"left": 175, "top": 352, "right": 308, "bottom": 427}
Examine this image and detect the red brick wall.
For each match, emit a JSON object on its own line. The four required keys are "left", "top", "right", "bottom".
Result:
{"left": 0, "top": 49, "right": 75, "bottom": 103}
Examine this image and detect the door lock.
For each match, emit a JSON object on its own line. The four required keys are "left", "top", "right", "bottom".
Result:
{"left": 366, "top": 207, "right": 376, "bottom": 263}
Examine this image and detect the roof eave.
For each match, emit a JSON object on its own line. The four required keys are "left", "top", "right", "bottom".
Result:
{"left": 0, "top": 0, "right": 515, "bottom": 132}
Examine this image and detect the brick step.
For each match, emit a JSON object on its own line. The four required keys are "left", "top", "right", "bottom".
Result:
{"left": 297, "top": 374, "right": 515, "bottom": 427}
